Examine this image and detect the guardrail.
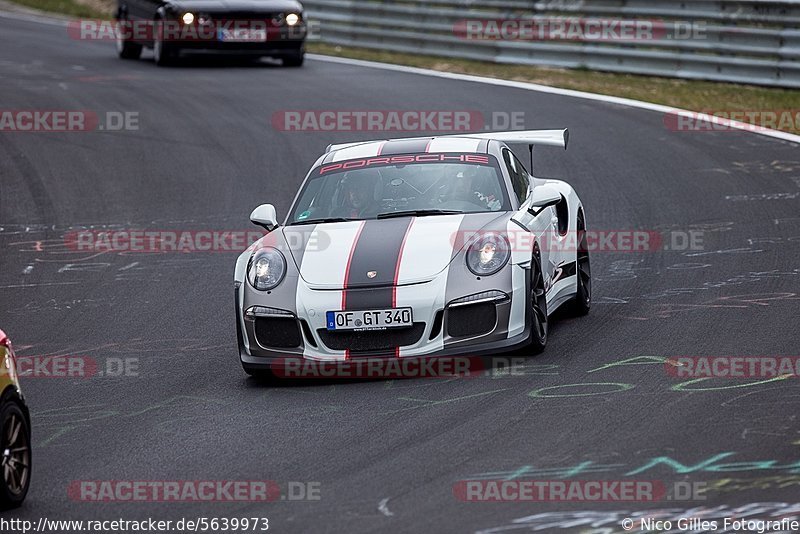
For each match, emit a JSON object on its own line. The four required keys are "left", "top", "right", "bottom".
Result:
{"left": 302, "top": 0, "right": 800, "bottom": 88}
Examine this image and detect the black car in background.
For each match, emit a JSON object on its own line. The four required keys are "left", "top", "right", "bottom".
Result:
{"left": 115, "top": 0, "right": 306, "bottom": 66}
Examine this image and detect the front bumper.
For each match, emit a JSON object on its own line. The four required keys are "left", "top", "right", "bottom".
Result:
{"left": 174, "top": 38, "right": 304, "bottom": 55}
{"left": 157, "top": 19, "right": 306, "bottom": 55}
{"left": 237, "top": 262, "right": 531, "bottom": 366}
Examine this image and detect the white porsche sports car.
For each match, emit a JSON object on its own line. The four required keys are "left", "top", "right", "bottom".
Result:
{"left": 234, "top": 130, "right": 590, "bottom": 375}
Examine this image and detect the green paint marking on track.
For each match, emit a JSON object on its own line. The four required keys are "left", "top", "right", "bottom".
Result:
{"left": 671, "top": 374, "right": 792, "bottom": 391}
{"left": 382, "top": 388, "right": 511, "bottom": 414}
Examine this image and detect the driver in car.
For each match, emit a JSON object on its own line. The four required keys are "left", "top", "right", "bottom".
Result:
{"left": 451, "top": 167, "right": 502, "bottom": 210}
{"left": 335, "top": 172, "right": 376, "bottom": 218}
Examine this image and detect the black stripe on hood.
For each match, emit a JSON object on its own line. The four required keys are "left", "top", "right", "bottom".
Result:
{"left": 343, "top": 217, "right": 413, "bottom": 310}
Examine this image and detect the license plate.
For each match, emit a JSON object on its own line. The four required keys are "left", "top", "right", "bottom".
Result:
{"left": 217, "top": 29, "right": 268, "bottom": 42}
{"left": 326, "top": 308, "right": 413, "bottom": 331}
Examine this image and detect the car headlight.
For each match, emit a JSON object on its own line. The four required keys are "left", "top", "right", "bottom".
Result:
{"left": 466, "top": 233, "right": 510, "bottom": 276}
{"left": 248, "top": 248, "right": 286, "bottom": 291}
{"left": 285, "top": 13, "right": 300, "bottom": 26}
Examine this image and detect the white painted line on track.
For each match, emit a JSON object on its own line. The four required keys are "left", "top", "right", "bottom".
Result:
{"left": 378, "top": 497, "right": 394, "bottom": 517}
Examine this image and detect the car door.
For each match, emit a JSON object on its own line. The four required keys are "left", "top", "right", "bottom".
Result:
{"left": 504, "top": 148, "right": 558, "bottom": 286}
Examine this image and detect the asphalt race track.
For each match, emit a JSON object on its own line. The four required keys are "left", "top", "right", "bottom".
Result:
{"left": 1, "top": 10, "right": 799, "bottom": 534}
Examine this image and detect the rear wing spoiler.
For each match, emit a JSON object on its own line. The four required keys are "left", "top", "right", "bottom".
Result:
{"left": 325, "top": 129, "right": 569, "bottom": 153}
{"left": 454, "top": 129, "right": 568, "bottom": 149}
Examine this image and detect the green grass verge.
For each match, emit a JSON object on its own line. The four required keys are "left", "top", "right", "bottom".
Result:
{"left": 309, "top": 43, "right": 800, "bottom": 135}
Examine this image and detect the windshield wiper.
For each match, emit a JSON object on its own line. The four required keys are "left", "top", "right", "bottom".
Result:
{"left": 290, "top": 217, "right": 355, "bottom": 226}
{"left": 377, "top": 209, "right": 462, "bottom": 219}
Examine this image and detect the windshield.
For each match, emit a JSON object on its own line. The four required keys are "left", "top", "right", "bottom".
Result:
{"left": 288, "top": 153, "right": 509, "bottom": 224}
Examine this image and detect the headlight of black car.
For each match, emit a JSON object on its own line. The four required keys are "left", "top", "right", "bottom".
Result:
{"left": 466, "top": 232, "right": 511, "bottom": 276}
{"left": 273, "top": 12, "right": 302, "bottom": 26}
{"left": 285, "top": 13, "right": 301, "bottom": 26}
{"left": 247, "top": 248, "right": 286, "bottom": 291}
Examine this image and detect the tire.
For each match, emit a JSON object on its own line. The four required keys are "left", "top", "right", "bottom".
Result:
{"left": 153, "top": 18, "right": 178, "bottom": 66}
{"left": 115, "top": 17, "right": 142, "bottom": 60}
{"left": 0, "top": 401, "right": 31, "bottom": 510}
{"left": 282, "top": 52, "right": 304, "bottom": 67}
{"left": 528, "top": 246, "right": 548, "bottom": 354}
{"left": 568, "top": 211, "right": 591, "bottom": 316}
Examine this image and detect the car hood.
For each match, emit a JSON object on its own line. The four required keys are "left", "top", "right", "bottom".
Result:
{"left": 170, "top": 0, "right": 302, "bottom": 13}
{"left": 281, "top": 212, "right": 510, "bottom": 289}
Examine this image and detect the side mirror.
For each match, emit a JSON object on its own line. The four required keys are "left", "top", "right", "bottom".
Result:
{"left": 527, "top": 186, "right": 561, "bottom": 213}
{"left": 250, "top": 204, "right": 279, "bottom": 231}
